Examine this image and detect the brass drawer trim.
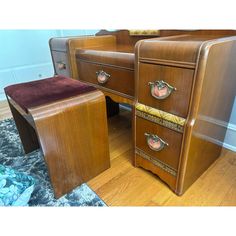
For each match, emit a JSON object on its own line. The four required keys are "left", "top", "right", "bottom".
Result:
{"left": 129, "top": 30, "right": 160, "bottom": 36}
{"left": 135, "top": 103, "right": 186, "bottom": 133}
{"left": 135, "top": 148, "right": 177, "bottom": 177}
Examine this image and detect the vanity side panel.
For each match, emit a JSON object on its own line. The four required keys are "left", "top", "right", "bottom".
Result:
{"left": 178, "top": 38, "right": 236, "bottom": 194}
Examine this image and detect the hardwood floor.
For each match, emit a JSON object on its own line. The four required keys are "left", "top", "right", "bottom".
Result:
{"left": 0, "top": 100, "right": 12, "bottom": 120}
{"left": 90, "top": 109, "right": 236, "bottom": 206}
{"left": 1, "top": 100, "right": 236, "bottom": 206}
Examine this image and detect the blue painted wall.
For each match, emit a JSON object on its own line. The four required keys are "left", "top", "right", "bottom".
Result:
{"left": 0, "top": 29, "right": 98, "bottom": 100}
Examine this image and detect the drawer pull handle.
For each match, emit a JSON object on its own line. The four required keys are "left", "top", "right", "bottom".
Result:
{"left": 96, "top": 70, "right": 110, "bottom": 84}
{"left": 57, "top": 62, "right": 66, "bottom": 70}
{"left": 144, "top": 132, "right": 168, "bottom": 151}
{"left": 148, "top": 80, "right": 176, "bottom": 100}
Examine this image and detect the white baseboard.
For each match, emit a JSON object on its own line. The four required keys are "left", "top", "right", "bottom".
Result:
{"left": 223, "top": 143, "right": 236, "bottom": 152}
{"left": 195, "top": 114, "right": 236, "bottom": 152}
{"left": 224, "top": 123, "right": 236, "bottom": 152}
{"left": 119, "top": 104, "right": 132, "bottom": 111}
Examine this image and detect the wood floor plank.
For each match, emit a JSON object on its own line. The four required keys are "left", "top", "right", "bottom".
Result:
{"left": 0, "top": 100, "right": 11, "bottom": 120}
{"left": 88, "top": 149, "right": 133, "bottom": 190}
{"left": 163, "top": 151, "right": 236, "bottom": 206}
{"left": 219, "top": 154, "right": 236, "bottom": 206}
{"left": 109, "top": 130, "right": 132, "bottom": 160}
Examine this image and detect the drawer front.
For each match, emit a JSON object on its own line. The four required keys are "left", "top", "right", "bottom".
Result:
{"left": 135, "top": 116, "right": 182, "bottom": 170}
{"left": 77, "top": 60, "right": 134, "bottom": 97}
{"left": 51, "top": 51, "right": 70, "bottom": 77}
{"left": 138, "top": 63, "right": 195, "bottom": 117}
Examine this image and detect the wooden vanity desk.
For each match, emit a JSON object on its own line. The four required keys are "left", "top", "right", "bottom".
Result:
{"left": 50, "top": 30, "right": 236, "bottom": 195}
{"left": 134, "top": 33, "right": 236, "bottom": 195}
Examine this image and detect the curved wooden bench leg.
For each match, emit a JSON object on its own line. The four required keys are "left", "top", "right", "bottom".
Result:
{"left": 8, "top": 100, "right": 39, "bottom": 154}
{"left": 30, "top": 91, "right": 110, "bottom": 198}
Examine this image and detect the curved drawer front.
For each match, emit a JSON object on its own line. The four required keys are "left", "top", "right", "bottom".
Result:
{"left": 138, "top": 63, "right": 195, "bottom": 117}
{"left": 135, "top": 116, "right": 182, "bottom": 170}
{"left": 77, "top": 60, "right": 134, "bottom": 97}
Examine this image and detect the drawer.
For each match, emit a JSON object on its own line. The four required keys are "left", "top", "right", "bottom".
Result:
{"left": 138, "top": 63, "right": 195, "bottom": 117}
{"left": 51, "top": 51, "right": 70, "bottom": 77}
{"left": 135, "top": 116, "right": 183, "bottom": 170}
{"left": 77, "top": 60, "right": 134, "bottom": 97}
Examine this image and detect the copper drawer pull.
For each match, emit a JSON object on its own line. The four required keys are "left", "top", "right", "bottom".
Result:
{"left": 144, "top": 132, "right": 168, "bottom": 151}
{"left": 148, "top": 80, "right": 176, "bottom": 100}
{"left": 57, "top": 62, "right": 66, "bottom": 70}
{"left": 96, "top": 70, "right": 110, "bottom": 84}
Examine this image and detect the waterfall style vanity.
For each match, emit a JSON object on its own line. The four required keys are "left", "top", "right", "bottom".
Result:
{"left": 49, "top": 30, "right": 236, "bottom": 195}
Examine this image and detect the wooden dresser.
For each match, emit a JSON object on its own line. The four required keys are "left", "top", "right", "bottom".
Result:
{"left": 135, "top": 34, "right": 236, "bottom": 195}
{"left": 50, "top": 30, "right": 236, "bottom": 195}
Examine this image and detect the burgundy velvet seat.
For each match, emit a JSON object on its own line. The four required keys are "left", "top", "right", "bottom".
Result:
{"left": 4, "top": 75, "right": 96, "bottom": 113}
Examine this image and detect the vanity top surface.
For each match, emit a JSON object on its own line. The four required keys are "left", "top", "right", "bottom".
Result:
{"left": 76, "top": 44, "right": 135, "bottom": 69}
{"left": 78, "top": 44, "right": 134, "bottom": 53}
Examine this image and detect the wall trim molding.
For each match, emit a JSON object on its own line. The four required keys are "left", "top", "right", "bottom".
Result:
{"left": 198, "top": 114, "right": 236, "bottom": 131}
{"left": 119, "top": 104, "right": 132, "bottom": 111}
{"left": 224, "top": 124, "right": 236, "bottom": 152}
{"left": 193, "top": 128, "right": 236, "bottom": 152}
{"left": 223, "top": 143, "right": 236, "bottom": 152}
{"left": 193, "top": 131, "right": 236, "bottom": 152}
{"left": 227, "top": 123, "right": 236, "bottom": 132}
{"left": 198, "top": 114, "right": 236, "bottom": 152}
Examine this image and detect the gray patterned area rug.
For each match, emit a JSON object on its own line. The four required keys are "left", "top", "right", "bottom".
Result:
{"left": 0, "top": 118, "right": 106, "bottom": 206}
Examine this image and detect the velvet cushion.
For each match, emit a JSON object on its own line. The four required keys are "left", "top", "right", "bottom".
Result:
{"left": 4, "top": 75, "right": 96, "bottom": 113}
{"left": 0, "top": 164, "right": 35, "bottom": 206}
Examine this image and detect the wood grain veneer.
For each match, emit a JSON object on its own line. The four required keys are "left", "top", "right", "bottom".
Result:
{"left": 177, "top": 36, "right": 236, "bottom": 194}
{"left": 77, "top": 60, "right": 134, "bottom": 97}
{"left": 138, "top": 63, "right": 195, "bottom": 117}
{"left": 135, "top": 34, "right": 236, "bottom": 195}
{"left": 7, "top": 90, "right": 110, "bottom": 198}
{"left": 136, "top": 117, "right": 182, "bottom": 170}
